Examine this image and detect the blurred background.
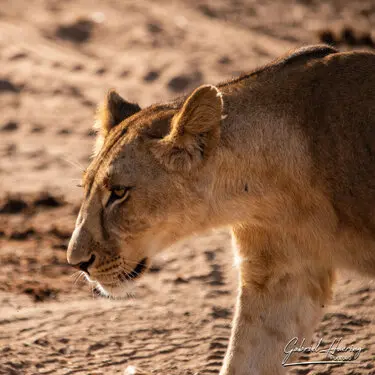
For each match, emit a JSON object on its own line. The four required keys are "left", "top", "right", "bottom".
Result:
{"left": 0, "top": 1, "right": 374, "bottom": 374}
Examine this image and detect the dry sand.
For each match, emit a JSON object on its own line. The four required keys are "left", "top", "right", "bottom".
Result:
{"left": 0, "top": 0, "right": 374, "bottom": 374}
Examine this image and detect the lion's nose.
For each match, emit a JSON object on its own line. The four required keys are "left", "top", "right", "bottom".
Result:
{"left": 71, "top": 254, "right": 96, "bottom": 274}
{"left": 67, "top": 224, "right": 97, "bottom": 273}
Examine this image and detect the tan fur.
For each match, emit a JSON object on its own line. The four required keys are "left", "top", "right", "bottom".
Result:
{"left": 151, "top": 85, "right": 223, "bottom": 172}
{"left": 93, "top": 89, "right": 141, "bottom": 154}
{"left": 67, "top": 45, "right": 375, "bottom": 374}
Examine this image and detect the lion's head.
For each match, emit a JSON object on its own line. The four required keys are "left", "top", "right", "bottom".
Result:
{"left": 67, "top": 85, "right": 223, "bottom": 298}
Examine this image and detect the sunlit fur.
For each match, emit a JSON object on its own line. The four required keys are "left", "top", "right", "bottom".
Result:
{"left": 68, "top": 45, "right": 375, "bottom": 375}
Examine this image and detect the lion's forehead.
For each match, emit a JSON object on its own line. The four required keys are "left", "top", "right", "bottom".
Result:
{"left": 83, "top": 105, "right": 179, "bottom": 197}
{"left": 110, "top": 104, "right": 176, "bottom": 137}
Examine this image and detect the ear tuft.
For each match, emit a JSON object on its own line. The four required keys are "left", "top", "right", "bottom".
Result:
{"left": 93, "top": 90, "right": 141, "bottom": 155}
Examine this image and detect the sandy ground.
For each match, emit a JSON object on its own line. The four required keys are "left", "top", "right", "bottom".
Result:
{"left": 1, "top": 0, "right": 375, "bottom": 374}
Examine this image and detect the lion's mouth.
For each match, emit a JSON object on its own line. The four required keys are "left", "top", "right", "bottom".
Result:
{"left": 118, "top": 257, "right": 148, "bottom": 282}
{"left": 91, "top": 258, "right": 149, "bottom": 298}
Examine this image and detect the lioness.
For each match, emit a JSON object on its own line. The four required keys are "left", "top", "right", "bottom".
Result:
{"left": 67, "top": 45, "right": 375, "bottom": 375}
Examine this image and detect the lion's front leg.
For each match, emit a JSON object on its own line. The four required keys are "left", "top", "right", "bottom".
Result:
{"left": 220, "top": 226, "right": 334, "bottom": 375}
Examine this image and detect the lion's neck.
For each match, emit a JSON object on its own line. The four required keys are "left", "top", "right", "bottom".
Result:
{"left": 202, "top": 90, "right": 312, "bottom": 229}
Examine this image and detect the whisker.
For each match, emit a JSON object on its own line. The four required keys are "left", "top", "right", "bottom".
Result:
{"left": 111, "top": 258, "right": 142, "bottom": 266}
{"left": 94, "top": 259, "right": 143, "bottom": 279}
{"left": 122, "top": 259, "right": 145, "bottom": 266}
{"left": 70, "top": 271, "right": 87, "bottom": 287}
{"left": 127, "top": 290, "right": 136, "bottom": 300}
{"left": 59, "top": 157, "right": 85, "bottom": 171}
{"left": 72, "top": 273, "right": 80, "bottom": 286}
{"left": 118, "top": 265, "right": 142, "bottom": 278}
{"left": 113, "top": 280, "right": 136, "bottom": 301}
{"left": 74, "top": 271, "right": 87, "bottom": 286}
{"left": 90, "top": 283, "right": 100, "bottom": 300}
{"left": 93, "top": 284, "right": 105, "bottom": 298}
{"left": 118, "top": 264, "right": 134, "bottom": 273}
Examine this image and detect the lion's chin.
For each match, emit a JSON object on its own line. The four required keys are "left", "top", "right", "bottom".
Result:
{"left": 94, "top": 281, "right": 136, "bottom": 299}
{"left": 83, "top": 257, "right": 149, "bottom": 299}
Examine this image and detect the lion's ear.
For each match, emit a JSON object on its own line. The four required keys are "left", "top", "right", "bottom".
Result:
{"left": 93, "top": 90, "right": 141, "bottom": 154}
{"left": 151, "top": 85, "right": 223, "bottom": 172}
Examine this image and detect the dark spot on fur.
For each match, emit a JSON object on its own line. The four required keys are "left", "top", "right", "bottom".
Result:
{"left": 244, "top": 183, "right": 249, "bottom": 192}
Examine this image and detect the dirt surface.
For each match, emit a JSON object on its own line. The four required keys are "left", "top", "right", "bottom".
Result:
{"left": 1, "top": 1, "right": 375, "bottom": 374}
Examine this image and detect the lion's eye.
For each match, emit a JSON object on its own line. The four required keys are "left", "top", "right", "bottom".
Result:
{"left": 107, "top": 187, "right": 130, "bottom": 207}
{"left": 113, "top": 188, "right": 127, "bottom": 199}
